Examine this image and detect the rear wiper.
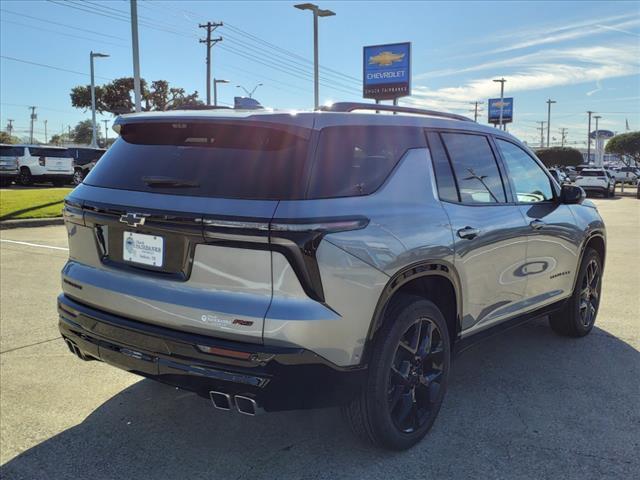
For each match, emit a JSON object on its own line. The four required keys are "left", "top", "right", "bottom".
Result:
{"left": 142, "top": 176, "right": 200, "bottom": 188}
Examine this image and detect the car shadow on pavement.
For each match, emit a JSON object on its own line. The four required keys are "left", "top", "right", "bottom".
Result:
{"left": 2, "top": 318, "right": 639, "bottom": 480}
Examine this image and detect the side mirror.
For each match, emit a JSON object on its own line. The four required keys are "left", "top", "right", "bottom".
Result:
{"left": 560, "top": 184, "right": 585, "bottom": 204}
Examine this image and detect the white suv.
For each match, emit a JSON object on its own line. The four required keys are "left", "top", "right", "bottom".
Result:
{"left": 575, "top": 168, "right": 615, "bottom": 197}
{"left": 15, "top": 145, "right": 74, "bottom": 186}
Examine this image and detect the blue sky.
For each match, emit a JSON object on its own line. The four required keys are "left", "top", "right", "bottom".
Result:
{"left": 1, "top": 0, "right": 639, "bottom": 147}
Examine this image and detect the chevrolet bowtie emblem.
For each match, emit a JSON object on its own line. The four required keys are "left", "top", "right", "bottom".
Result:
{"left": 119, "top": 213, "right": 147, "bottom": 227}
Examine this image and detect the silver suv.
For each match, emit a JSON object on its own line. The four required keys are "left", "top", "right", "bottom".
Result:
{"left": 58, "top": 103, "right": 606, "bottom": 450}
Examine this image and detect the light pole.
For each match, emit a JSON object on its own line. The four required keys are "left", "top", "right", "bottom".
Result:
{"left": 90, "top": 51, "right": 109, "bottom": 148}
{"left": 493, "top": 78, "right": 506, "bottom": 130}
{"left": 586, "top": 110, "right": 594, "bottom": 163}
{"left": 102, "top": 119, "right": 109, "bottom": 146}
{"left": 593, "top": 115, "right": 602, "bottom": 167}
{"left": 294, "top": 3, "right": 335, "bottom": 110}
{"left": 213, "top": 78, "right": 229, "bottom": 106}
{"left": 546, "top": 98, "right": 556, "bottom": 147}
{"left": 236, "top": 83, "right": 263, "bottom": 99}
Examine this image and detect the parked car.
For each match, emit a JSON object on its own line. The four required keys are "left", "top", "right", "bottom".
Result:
{"left": 614, "top": 166, "right": 639, "bottom": 185}
{"left": 12, "top": 145, "right": 74, "bottom": 186}
{"left": 67, "top": 147, "right": 106, "bottom": 185}
{"left": 58, "top": 103, "right": 606, "bottom": 450}
{"left": 575, "top": 168, "right": 616, "bottom": 197}
{"left": 0, "top": 144, "right": 22, "bottom": 186}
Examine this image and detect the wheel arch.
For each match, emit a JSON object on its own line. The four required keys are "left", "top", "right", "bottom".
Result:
{"left": 572, "top": 232, "right": 606, "bottom": 291}
{"left": 363, "top": 260, "right": 462, "bottom": 363}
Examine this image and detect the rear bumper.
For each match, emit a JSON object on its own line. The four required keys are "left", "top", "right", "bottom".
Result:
{"left": 57, "top": 294, "right": 366, "bottom": 411}
{"left": 0, "top": 170, "right": 18, "bottom": 177}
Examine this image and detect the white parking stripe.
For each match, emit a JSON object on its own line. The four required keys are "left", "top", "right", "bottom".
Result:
{"left": 0, "top": 239, "right": 69, "bottom": 251}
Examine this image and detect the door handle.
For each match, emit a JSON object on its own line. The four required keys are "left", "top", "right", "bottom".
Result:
{"left": 457, "top": 226, "right": 480, "bottom": 240}
{"left": 530, "top": 219, "right": 545, "bottom": 230}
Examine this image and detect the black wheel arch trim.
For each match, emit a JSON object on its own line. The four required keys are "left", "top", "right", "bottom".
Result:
{"left": 572, "top": 231, "right": 606, "bottom": 292}
{"left": 363, "top": 259, "right": 463, "bottom": 361}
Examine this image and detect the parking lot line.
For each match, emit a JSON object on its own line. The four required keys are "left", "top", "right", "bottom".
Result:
{"left": 0, "top": 239, "right": 69, "bottom": 251}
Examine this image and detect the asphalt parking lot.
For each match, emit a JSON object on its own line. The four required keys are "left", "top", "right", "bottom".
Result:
{"left": 1, "top": 196, "right": 638, "bottom": 480}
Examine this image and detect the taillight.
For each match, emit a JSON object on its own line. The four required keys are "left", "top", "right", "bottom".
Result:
{"left": 38, "top": 156, "right": 45, "bottom": 166}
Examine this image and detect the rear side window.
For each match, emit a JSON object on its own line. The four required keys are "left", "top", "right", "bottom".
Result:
{"left": 85, "top": 122, "right": 312, "bottom": 200}
{"left": 307, "top": 126, "right": 426, "bottom": 198}
{"left": 441, "top": 133, "right": 506, "bottom": 204}
{"left": 0, "top": 146, "right": 25, "bottom": 156}
{"left": 29, "top": 147, "right": 70, "bottom": 158}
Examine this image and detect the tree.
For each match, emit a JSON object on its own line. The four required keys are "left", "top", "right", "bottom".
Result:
{"left": 72, "top": 120, "right": 102, "bottom": 145}
{"left": 535, "top": 147, "right": 583, "bottom": 168}
{"left": 605, "top": 131, "right": 640, "bottom": 165}
{"left": 70, "top": 77, "right": 203, "bottom": 115}
{"left": 0, "top": 131, "right": 20, "bottom": 144}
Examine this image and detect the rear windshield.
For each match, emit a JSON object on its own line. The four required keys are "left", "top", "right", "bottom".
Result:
{"left": 29, "top": 147, "right": 71, "bottom": 158}
{"left": 0, "top": 146, "right": 25, "bottom": 156}
{"left": 85, "top": 122, "right": 312, "bottom": 200}
{"left": 85, "top": 122, "right": 425, "bottom": 200}
{"left": 581, "top": 170, "right": 606, "bottom": 176}
{"left": 70, "top": 148, "right": 105, "bottom": 162}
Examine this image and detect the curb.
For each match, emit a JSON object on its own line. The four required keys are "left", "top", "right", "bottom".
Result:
{"left": 0, "top": 217, "right": 65, "bottom": 230}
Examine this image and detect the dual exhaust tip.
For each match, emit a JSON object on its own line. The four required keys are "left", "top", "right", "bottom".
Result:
{"left": 209, "top": 391, "right": 262, "bottom": 416}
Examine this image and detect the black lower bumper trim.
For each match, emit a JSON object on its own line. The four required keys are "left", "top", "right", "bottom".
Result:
{"left": 58, "top": 294, "right": 366, "bottom": 411}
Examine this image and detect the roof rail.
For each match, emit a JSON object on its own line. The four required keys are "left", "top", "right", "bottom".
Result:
{"left": 320, "top": 102, "right": 473, "bottom": 122}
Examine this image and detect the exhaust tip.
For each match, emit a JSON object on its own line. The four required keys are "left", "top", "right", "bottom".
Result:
{"left": 234, "top": 395, "right": 259, "bottom": 416}
{"left": 209, "top": 391, "right": 233, "bottom": 411}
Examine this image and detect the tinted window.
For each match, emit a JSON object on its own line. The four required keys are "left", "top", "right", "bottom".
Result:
{"left": 581, "top": 170, "right": 606, "bottom": 177}
{"left": 85, "top": 122, "right": 311, "bottom": 200}
{"left": 496, "top": 139, "right": 553, "bottom": 203}
{"left": 426, "top": 131, "right": 458, "bottom": 202}
{"left": 70, "top": 148, "right": 105, "bottom": 165}
{"left": 0, "top": 146, "right": 25, "bottom": 156}
{"left": 308, "top": 126, "right": 425, "bottom": 198}
{"left": 29, "top": 147, "right": 71, "bottom": 158}
{"left": 441, "top": 133, "right": 506, "bottom": 203}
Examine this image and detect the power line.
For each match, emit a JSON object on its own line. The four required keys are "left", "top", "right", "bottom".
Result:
{"left": 0, "top": 55, "right": 112, "bottom": 80}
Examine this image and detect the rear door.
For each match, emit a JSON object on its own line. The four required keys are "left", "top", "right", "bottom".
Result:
{"left": 30, "top": 147, "right": 73, "bottom": 174}
{"left": 64, "top": 117, "right": 314, "bottom": 343}
{"left": 494, "top": 138, "right": 581, "bottom": 307}
{"left": 428, "top": 131, "right": 530, "bottom": 333}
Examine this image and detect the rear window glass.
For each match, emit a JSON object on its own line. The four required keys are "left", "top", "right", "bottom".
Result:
{"left": 70, "top": 148, "right": 105, "bottom": 162}
{"left": 307, "top": 126, "right": 426, "bottom": 198}
{"left": 581, "top": 170, "right": 606, "bottom": 177}
{"left": 84, "top": 122, "right": 312, "bottom": 200}
{"left": 0, "top": 146, "right": 25, "bottom": 156}
{"left": 29, "top": 147, "right": 71, "bottom": 158}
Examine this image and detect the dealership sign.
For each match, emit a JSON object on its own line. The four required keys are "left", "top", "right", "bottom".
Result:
{"left": 363, "top": 42, "right": 411, "bottom": 100}
{"left": 488, "top": 97, "right": 514, "bottom": 124}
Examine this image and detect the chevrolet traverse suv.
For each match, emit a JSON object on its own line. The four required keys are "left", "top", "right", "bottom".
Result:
{"left": 58, "top": 103, "right": 606, "bottom": 450}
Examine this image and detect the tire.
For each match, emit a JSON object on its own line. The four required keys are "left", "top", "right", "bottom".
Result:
{"left": 549, "top": 248, "right": 602, "bottom": 337}
{"left": 72, "top": 169, "right": 84, "bottom": 186}
{"left": 342, "top": 295, "right": 451, "bottom": 450}
{"left": 18, "top": 168, "right": 32, "bottom": 186}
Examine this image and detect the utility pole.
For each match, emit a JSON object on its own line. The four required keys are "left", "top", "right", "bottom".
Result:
{"left": 44, "top": 120, "right": 48, "bottom": 144}
{"left": 29, "top": 106, "right": 37, "bottom": 144}
{"left": 537, "top": 121, "right": 546, "bottom": 148}
{"left": 586, "top": 110, "right": 594, "bottom": 164}
{"left": 559, "top": 127, "right": 568, "bottom": 147}
{"left": 470, "top": 101, "right": 484, "bottom": 122}
{"left": 6, "top": 119, "right": 13, "bottom": 137}
{"left": 90, "top": 51, "right": 109, "bottom": 148}
{"left": 493, "top": 78, "right": 506, "bottom": 130}
{"left": 593, "top": 115, "right": 602, "bottom": 167}
{"left": 546, "top": 99, "right": 556, "bottom": 147}
{"left": 199, "top": 21, "right": 223, "bottom": 106}
{"left": 68, "top": 125, "right": 72, "bottom": 142}
{"left": 102, "top": 119, "right": 109, "bottom": 145}
{"left": 130, "top": 0, "right": 142, "bottom": 112}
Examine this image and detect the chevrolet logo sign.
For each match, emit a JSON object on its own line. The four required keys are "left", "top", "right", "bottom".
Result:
{"left": 368, "top": 51, "right": 405, "bottom": 67}
{"left": 119, "top": 213, "right": 147, "bottom": 227}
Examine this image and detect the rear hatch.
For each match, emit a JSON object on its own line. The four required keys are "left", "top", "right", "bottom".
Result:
{"left": 63, "top": 114, "right": 314, "bottom": 343}
{"left": 577, "top": 170, "right": 608, "bottom": 187}
{"left": 30, "top": 146, "right": 73, "bottom": 174}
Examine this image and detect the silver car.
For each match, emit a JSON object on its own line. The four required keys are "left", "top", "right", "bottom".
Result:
{"left": 58, "top": 103, "right": 606, "bottom": 450}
